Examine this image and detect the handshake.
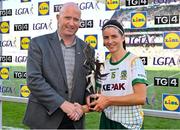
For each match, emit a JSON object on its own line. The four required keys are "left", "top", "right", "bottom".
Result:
{"left": 60, "top": 101, "right": 89, "bottom": 121}
{"left": 60, "top": 94, "right": 106, "bottom": 121}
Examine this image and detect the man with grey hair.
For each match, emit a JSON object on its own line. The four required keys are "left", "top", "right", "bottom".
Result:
{"left": 23, "top": 2, "right": 92, "bottom": 129}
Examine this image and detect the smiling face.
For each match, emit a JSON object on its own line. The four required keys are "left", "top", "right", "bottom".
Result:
{"left": 103, "top": 26, "right": 125, "bottom": 54}
{"left": 57, "top": 3, "right": 81, "bottom": 38}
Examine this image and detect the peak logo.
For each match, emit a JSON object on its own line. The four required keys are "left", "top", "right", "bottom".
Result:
{"left": 106, "top": 0, "right": 120, "bottom": 11}
{"left": 0, "top": 21, "right": 10, "bottom": 34}
{"left": 0, "top": 67, "right": 9, "bottom": 80}
{"left": 84, "top": 34, "right": 98, "bottom": 49}
{"left": 38, "top": 1, "right": 49, "bottom": 16}
{"left": 163, "top": 32, "right": 180, "bottom": 49}
{"left": 20, "top": 85, "right": 31, "bottom": 98}
{"left": 105, "top": 52, "right": 111, "bottom": 59}
{"left": 131, "top": 12, "right": 146, "bottom": 29}
{"left": 20, "top": 37, "right": 31, "bottom": 50}
{"left": 102, "top": 83, "right": 125, "bottom": 91}
{"left": 162, "top": 94, "right": 180, "bottom": 112}
{"left": 21, "top": 0, "right": 31, "bottom": 2}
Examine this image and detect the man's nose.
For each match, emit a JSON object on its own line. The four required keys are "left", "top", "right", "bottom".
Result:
{"left": 69, "top": 19, "right": 75, "bottom": 26}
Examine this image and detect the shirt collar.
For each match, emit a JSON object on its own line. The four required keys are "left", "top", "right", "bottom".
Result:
{"left": 57, "top": 32, "right": 76, "bottom": 47}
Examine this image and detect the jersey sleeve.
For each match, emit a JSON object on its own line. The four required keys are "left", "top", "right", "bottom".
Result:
{"left": 131, "top": 58, "right": 148, "bottom": 86}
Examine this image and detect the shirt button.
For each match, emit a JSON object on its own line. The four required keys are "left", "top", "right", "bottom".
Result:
{"left": 65, "top": 91, "right": 68, "bottom": 94}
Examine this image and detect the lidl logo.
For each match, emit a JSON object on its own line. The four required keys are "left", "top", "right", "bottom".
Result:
{"left": 106, "top": 0, "right": 120, "bottom": 11}
{"left": 163, "top": 32, "right": 180, "bottom": 49}
{"left": 105, "top": 52, "right": 111, "bottom": 59}
{"left": 38, "top": 1, "right": 49, "bottom": 16}
{"left": 20, "top": 37, "right": 31, "bottom": 50}
{"left": 84, "top": 34, "right": 98, "bottom": 49}
{"left": 131, "top": 12, "right": 147, "bottom": 29}
{"left": 0, "top": 67, "right": 9, "bottom": 80}
{"left": 21, "top": 0, "right": 31, "bottom": 2}
{"left": 20, "top": 85, "right": 31, "bottom": 98}
{"left": 162, "top": 94, "right": 180, "bottom": 112}
{"left": 0, "top": 21, "right": 10, "bottom": 34}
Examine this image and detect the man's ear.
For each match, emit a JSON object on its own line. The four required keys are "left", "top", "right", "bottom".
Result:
{"left": 56, "top": 14, "right": 59, "bottom": 20}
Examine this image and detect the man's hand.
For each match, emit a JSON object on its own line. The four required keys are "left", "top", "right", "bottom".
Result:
{"left": 60, "top": 101, "right": 83, "bottom": 121}
{"left": 74, "top": 103, "right": 84, "bottom": 119}
{"left": 60, "top": 101, "right": 76, "bottom": 114}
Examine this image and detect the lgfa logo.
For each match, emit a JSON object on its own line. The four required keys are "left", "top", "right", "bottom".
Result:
{"left": 105, "top": 52, "right": 111, "bottom": 60}
{"left": 20, "top": 37, "right": 31, "bottom": 50}
{"left": 84, "top": 34, "right": 98, "bottom": 49}
{"left": 163, "top": 94, "right": 180, "bottom": 112}
{"left": 163, "top": 32, "right": 180, "bottom": 49}
{"left": 131, "top": 12, "right": 147, "bottom": 29}
{"left": 20, "top": 85, "right": 31, "bottom": 98}
{"left": 38, "top": 1, "right": 49, "bottom": 16}
{"left": 0, "top": 21, "right": 10, "bottom": 34}
{"left": 0, "top": 67, "right": 10, "bottom": 80}
{"left": 106, "top": 0, "right": 120, "bottom": 11}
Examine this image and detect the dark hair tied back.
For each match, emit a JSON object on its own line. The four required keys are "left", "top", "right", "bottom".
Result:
{"left": 102, "top": 20, "right": 126, "bottom": 50}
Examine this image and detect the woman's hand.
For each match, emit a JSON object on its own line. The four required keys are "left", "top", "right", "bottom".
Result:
{"left": 86, "top": 94, "right": 98, "bottom": 111}
{"left": 90, "top": 94, "right": 109, "bottom": 112}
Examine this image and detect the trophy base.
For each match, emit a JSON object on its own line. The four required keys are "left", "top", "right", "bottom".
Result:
{"left": 90, "top": 97, "right": 98, "bottom": 111}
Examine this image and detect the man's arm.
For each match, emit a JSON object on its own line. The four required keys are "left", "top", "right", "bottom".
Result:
{"left": 27, "top": 38, "right": 65, "bottom": 115}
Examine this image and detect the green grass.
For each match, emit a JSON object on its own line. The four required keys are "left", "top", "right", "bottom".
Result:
{"left": 3, "top": 102, "right": 28, "bottom": 129}
{"left": 144, "top": 116, "right": 180, "bottom": 129}
{"left": 2, "top": 102, "right": 180, "bottom": 129}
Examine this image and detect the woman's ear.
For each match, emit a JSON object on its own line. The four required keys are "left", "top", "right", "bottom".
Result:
{"left": 122, "top": 35, "right": 125, "bottom": 42}
{"left": 122, "top": 35, "right": 126, "bottom": 50}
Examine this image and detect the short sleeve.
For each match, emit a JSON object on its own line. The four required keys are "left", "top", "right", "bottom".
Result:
{"left": 131, "top": 58, "right": 148, "bottom": 86}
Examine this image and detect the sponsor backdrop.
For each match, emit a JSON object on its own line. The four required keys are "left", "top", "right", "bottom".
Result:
{"left": 0, "top": 0, "right": 180, "bottom": 112}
